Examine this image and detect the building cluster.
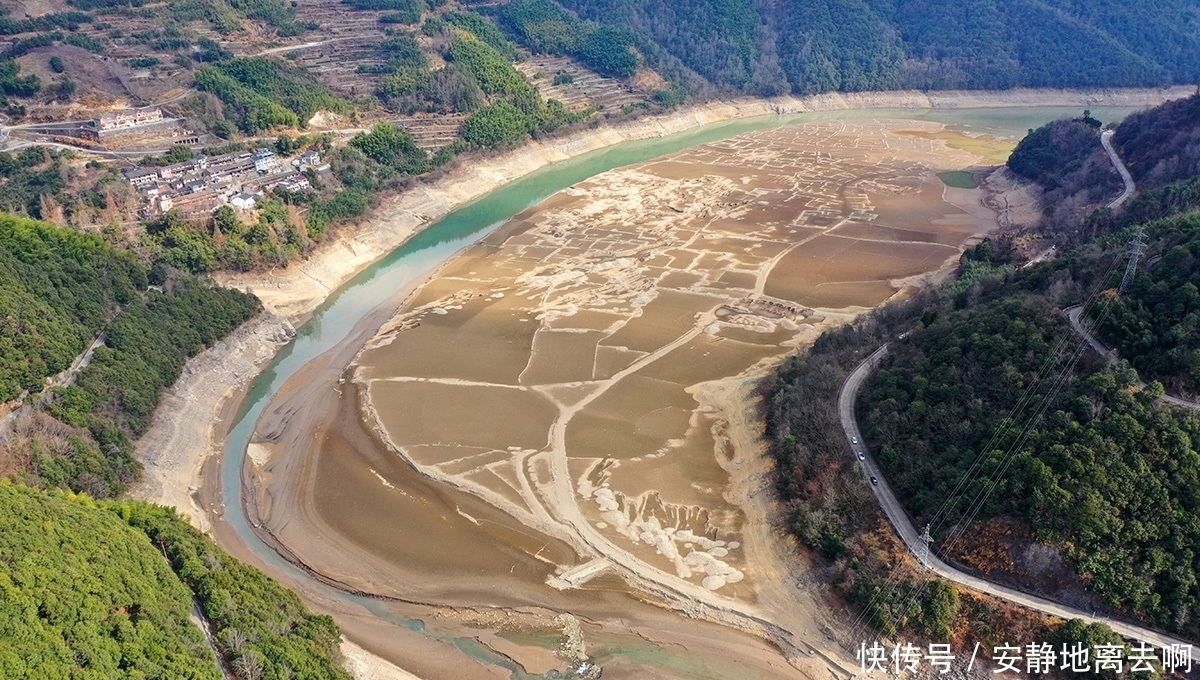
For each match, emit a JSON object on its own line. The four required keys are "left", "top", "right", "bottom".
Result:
{"left": 123, "top": 148, "right": 327, "bottom": 217}
{"left": 80, "top": 107, "right": 186, "bottom": 142}
{"left": 98, "top": 108, "right": 164, "bottom": 130}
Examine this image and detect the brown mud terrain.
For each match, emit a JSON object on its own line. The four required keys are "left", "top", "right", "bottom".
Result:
{"left": 245, "top": 118, "right": 1006, "bottom": 678}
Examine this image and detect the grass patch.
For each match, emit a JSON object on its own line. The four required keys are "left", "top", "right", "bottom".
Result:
{"left": 899, "top": 129, "right": 1015, "bottom": 163}
{"left": 937, "top": 170, "right": 978, "bottom": 189}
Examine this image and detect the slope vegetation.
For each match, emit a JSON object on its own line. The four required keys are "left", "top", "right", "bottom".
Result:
{"left": 859, "top": 231, "right": 1200, "bottom": 637}
{"left": 0, "top": 482, "right": 356, "bottom": 679}
{"left": 0, "top": 212, "right": 260, "bottom": 498}
{"left": 0, "top": 482, "right": 220, "bottom": 679}
{"left": 1006, "top": 94, "right": 1200, "bottom": 241}
{"left": 1090, "top": 215, "right": 1200, "bottom": 397}
{"left": 552, "top": 0, "right": 1200, "bottom": 94}
{"left": 764, "top": 93, "right": 1200, "bottom": 640}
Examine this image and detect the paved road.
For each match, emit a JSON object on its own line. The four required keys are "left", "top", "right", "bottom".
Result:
{"left": 1066, "top": 305, "right": 1200, "bottom": 413}
{"left": 839, "top": 344, "right": 1200, "bottom": 658}
{"left": 1102, "top": 129, "right": 1135, "bottom": 209}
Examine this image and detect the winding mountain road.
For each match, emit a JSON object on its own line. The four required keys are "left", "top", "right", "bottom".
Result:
{"left": 1102, "top": 129, "right": 1135, "bottom": 210}
{"left": 1066, "top": 305, "right": 1200, "bottom": 412}
{"left": 839, "top": 344, "right": 1200, "bottom": 659}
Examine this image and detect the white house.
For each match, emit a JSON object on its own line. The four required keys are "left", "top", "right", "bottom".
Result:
{"left": 230, "top": 192, "right": 258, "bottom": 210}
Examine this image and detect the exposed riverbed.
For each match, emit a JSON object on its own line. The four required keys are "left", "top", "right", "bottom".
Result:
{"left": 142, "top": 99, "right": 1171, "bottom": 679}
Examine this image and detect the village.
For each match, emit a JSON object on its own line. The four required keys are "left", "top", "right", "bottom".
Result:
{"left": 0, "top": 103, "right": 329, "bottom": 219}
{"left": 122, "top": 144, "right": 327, "bottom": 218}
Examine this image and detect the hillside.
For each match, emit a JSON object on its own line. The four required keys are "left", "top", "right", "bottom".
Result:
{"left": 0, "top": 214, "right": 358, "bottom": 678}
{"left": 763, "top": 93, "right": 1200, "bottom": 642}
{"left": 859, "top": 221, "right": 1200, "bottom": 638}
{"left": 1006, "top": 94, "right": 1200, "bottom": 241}
{"left": 0, "top": 0, "right": 1194, "bottom": 120}
{"left": 0, "top": 209, "right": 143, "bottom": 404}
{"left": 550, "top": 0, "right": 1200, "bottom": 95}
{"left": 0, "top": 482, "right": 354, "bottom": 679}
{"left": 1112, "top": 93, "right": 1200, "bottom": 189}
{"left": 1089, "top": 216, "right": 1200, "bottom": 397}
{"left": 0, "top": 212, "right": 260, "bottom": 498}
{"left": 0, "top": 1, "right": 1193, "bottom": 280}
{"left": 0, "top": 482, "right": 221, "bottom": 679}
{"left": 764, "top": 215, "right": 1200, "bottom": 641}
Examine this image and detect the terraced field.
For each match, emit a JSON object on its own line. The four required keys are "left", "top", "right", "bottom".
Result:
{"left": 518, "top": 55, "right": 650, "bottom": 111}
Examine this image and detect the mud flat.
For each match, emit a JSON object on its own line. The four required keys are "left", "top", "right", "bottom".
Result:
{"left": 213, "top": 87, "right": 1191, "bottom": 323}
{"left": 139, "top": 88, "right": 1191, "bottom": 680}
{"left": 250, "top": 118, "right": 1005, "bottom": 678}
{"left": 352, "top": 118, "right": 991, "bottom": 596}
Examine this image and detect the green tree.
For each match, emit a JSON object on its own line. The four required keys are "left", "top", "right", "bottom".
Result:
{"left": 348, "top": 122, "right": 430, "bottom": 175}
{"left": 460, "top": 99, "right": 534, "bottom": 148}
{"left": 212, "top": 204, "right": 241, "bottom": 235}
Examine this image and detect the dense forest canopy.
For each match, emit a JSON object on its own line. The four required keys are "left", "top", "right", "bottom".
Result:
{"left": 495, "top": 0, "right": 641, "bottom": 78}
{"left": 1112, "top": 94, "right": 1200, "bottom": 190}
{"left": 541, "top": 0, "right": 1200, "bottom": 94}
{"left": 860, "top": 254, "right": 1200, "bottom": 636}
{"left": 0, "top": 483, "right": 354, "bottom": 679}
{"left": 0, "top": 212, "right": 143, "bottom": 403}
{"left": 119, "top": 500, "right": 354, "bottom": 680}
{"left": 0, "top": 213, "right": 260, "bottom": 498}
{"left": 0, "top": 208, "right": 351, "bottom": 679}
{"left": 0, "top": 482, "right": 221, "bottom": 679}
{"left": 765, "top": 216, "right": 1200, "bottom": 640}
{"left": 1006, "top": 116, "right": 1105, "bottom": 191}
{"left": 1089, "top": 214, "right": 1200, "bottom": 397}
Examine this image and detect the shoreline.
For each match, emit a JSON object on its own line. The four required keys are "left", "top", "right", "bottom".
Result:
{"left": 213, "top": 85, "right": 1192, "bottom": 324}
{"left": 132, "top": 86, "right": 1189, "bottom": 677}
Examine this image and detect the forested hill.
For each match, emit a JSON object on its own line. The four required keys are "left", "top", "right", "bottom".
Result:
{"left": 1112, "top": 93, "right": 1200, "bottom": 189}
{"left": 529, "top": 0, "right": 1200, "bottom": 95}
{"left": 857, "top": 216, "right": 1200, "bottom": 639}
{"left": 1089, "top": 214, "right": 1200, "bottom": 397}
{"left": 0, "top": 213, "right": 260, "bottom": 498}
{"left": 1005, "top": 93, "right": 1200, "bottom": 238}
{"left": 0, "top": 212, "right": 355, "bottom": 678}
{"left": 0, "top": 482, "right": 353, "bottom": 679}
{"left": 1006, "top": 93, "right": 1200, "bottom": 199}
{"left": 763, "top": 212, "right": 1200, "bottom": 641}
{"left": 761, "top": 92, "right": 1200, "bottom": 640}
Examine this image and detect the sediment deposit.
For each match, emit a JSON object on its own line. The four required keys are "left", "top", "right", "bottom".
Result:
{"left": 140, "top": 89, "right": 1193, "bottom": 679}
{"left": 252, "top": 118, "right": 1002, "bottom": 677}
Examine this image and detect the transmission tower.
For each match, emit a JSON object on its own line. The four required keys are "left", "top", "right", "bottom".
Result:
{"left": 918, "top": 525, "right": 933, "bottom": 571}
{"left": 1119, "top": 226, "right": 1147, "bottom": 294}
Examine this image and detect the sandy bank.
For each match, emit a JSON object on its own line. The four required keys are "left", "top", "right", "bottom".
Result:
{"left": 131, "top": 312, "right": 295, "bottom": 530}
{"left": 214, "top": 86, "right": 1192, "bottom": 323}
{"left": 340, "top": 640, "right": 423, "bottom": 680}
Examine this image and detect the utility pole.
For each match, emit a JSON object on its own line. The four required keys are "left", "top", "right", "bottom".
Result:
{"left": 918, "top": 524, "right": 933, "bottom": 570}
{"left": 1119, "top": 226, "right": 1147, "bottom": 294}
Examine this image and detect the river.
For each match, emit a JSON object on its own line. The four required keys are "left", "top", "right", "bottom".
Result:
{"left": 218, "top": 105, "right": 1142, "bottom": 679}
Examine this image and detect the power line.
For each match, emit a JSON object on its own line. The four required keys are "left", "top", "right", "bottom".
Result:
{"left": 918, "top": 525, "right": 932, "bottom": 571}
{"left": 845, "top": 245, "right": 1130, "bottom": 643}
{"left": 1119, "top": 226, "right": 1147, "bottom": 294}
